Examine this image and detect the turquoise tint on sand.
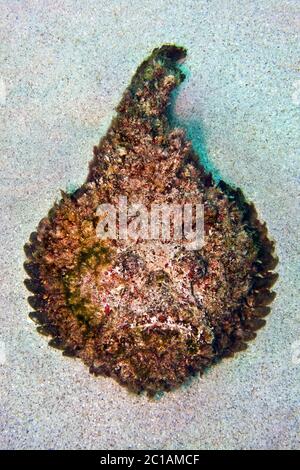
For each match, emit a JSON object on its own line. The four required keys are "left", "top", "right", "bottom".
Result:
{"left": 169, "top": 61, "right": 223, "bottom": 183}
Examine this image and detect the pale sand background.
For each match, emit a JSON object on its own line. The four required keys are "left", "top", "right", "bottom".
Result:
{"left": 0, "top": 0, "right": 299, "bottom": 449}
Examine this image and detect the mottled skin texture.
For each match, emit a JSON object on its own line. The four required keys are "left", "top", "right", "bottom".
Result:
{"left": 24, "top": 45, "right": 277, "bottom": 395}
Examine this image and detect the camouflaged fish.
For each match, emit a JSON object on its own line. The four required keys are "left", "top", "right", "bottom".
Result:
{"left": 24, "top": 45, "right": 277, "bottom": 395}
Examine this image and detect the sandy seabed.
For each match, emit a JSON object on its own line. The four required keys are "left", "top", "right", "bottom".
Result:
{"left": 0, "top": 0, "right": 299, "bottom": 450}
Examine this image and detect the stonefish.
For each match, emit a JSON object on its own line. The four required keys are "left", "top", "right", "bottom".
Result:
{"left": 24, "top": 45, "right": 277, "bottom": 395}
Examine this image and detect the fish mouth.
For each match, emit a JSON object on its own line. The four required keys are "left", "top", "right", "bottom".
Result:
{"left": 152, "top": 44, "right": 187, "bottom": 61}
